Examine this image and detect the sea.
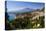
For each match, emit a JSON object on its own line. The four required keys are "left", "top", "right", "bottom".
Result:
{"left": 8, "top": 13, "right": 16, "bottom": 21}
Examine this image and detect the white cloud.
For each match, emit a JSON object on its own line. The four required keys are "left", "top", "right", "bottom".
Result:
{"left": 7, "top": 7, "right": 26, "bottom": 12}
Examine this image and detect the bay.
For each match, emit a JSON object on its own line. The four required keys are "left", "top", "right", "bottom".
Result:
{"left": 8, "top": 13, "right": 16, "bottom": 21}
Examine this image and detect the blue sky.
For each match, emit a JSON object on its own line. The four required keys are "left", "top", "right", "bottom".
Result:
{"left": 7, "top": 1, "right": 44, "bottom": 12}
